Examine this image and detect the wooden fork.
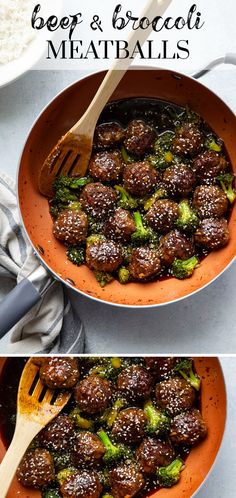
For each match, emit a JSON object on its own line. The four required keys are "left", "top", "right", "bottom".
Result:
{"left": 38, "top": 0, "right": 173, "bottom": 197}
{"left": 0, "top": 358, "right": 71, "bottom": 498}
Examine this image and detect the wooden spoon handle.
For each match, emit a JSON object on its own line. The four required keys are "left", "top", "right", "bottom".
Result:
{"left": 71, "top": 0, "right": 173, "bottom": 135}
{"left": 0, "top": 418, "right": 42, "bottom": 498}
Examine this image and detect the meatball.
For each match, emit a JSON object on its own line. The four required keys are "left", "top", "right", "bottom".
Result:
{"left": 193, "top": 185, "right": 228, "bottom": 219}
{"left": 194, "top": 218, "right": 230, "bottom": 250}
{"left": 162, "top": 164, "right": 196, "bottom": 197}
{"left": 86, "top": 239, "right": 123, "bottom": 272}
{"left": 80, "top": 183, "right": 117, "bottom": 219}
{"left": 171, "top": 123, "right": 204, "bottom": 157}
{"left": 39, "top": 415, "right": 75, "bottom": 452}
{"left": 117, "top": 365, "right": 153, "bottom": 402}
{"left": 53, "top": 209, "right": 88, "bottom": 245}
{"left": 89, "top": 151, "right": 124, "bottom": 182}
{"left": 159, "top": 230, "right": 195, "bottom": 266}
{"left": 17, "top": 448, "right": 55, "bottom": 488}
{"left": 103, "top": 208, "right": 136, "bottom": 242}
{"left": 94, "top": 122, "right": 125, "bottom": 149}
{"left": 136, "top": 438, "right": 175, "bottom": 474}
{"left": 146, "top": 199, "right": 179, "bottom": 233}
{"left": 60, "top": 470, "right": 103, "bottom": 498}
{"left": 144, "top": 357, "right": 177, "bottom": 381}
{"left": 72, "top": 432, "right": 105, "bottom": 468}
{"left": 192, "top": 150, "right": 228, "bottom": 184}
{"left": 170, "top": 409, "right": 207, "bottom": 446}
{"left": 74, "top": 374, "right": 112, "bottom": 414}
{"left": 112, "top": 408, "right": 147, "bottom": 444}
{"left": 124, "top": 119, "right": 156, "bottom": 156}
{"left": 110, "top": 464, "right": 145, "bottom": 498}
{"left": 128, "top": 247, "right": 161, "bottom": 281}
{"left": 156, "top": 378, "right": 196, "bottom": 416}
{"left": 40, "top": 357, "right": 80, "bottom": 389}
{"left": 123, "top": 162, "right": 157, "bottom": 197}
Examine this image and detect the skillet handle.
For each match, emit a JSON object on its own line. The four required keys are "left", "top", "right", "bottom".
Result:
{"left": 0, "top": 279, "right": 41, "bottom": 337}
{"left": 193, "top": 53, "right": 236, "bottom": 79}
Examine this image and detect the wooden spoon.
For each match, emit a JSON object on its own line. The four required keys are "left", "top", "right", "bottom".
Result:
{"left": 0, "top": 358, "right": 71, "bottom": 498}
{"left": 38, "top": 0, "right": 173, "bottom": 197}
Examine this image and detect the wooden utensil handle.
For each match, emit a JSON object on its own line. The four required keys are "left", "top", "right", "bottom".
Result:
{"left": 0, "top": 418, "right": 42, "bottom": 498}
{"left": 72, "top": 0, "right": 173, "bottom": 134}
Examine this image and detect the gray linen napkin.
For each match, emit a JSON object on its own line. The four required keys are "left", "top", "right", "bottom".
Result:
{"left": 0, "top": 172, "right": 84, "bottom": 354}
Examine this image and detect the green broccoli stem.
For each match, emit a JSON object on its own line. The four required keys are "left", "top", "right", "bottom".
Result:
{"left": 133, "top": 211, "right": 144, "bottom": 231}
{"left": 121, "top": 146, "right": 136, "bottom": 164}
{"left": 179, "top": 368, "right": 201, "bottom": 391}
{"left": 157, "top": 458, "right": 184, "bottom": 488}
{"left": 98, "top": 430, "right": 115, "bottom": 451}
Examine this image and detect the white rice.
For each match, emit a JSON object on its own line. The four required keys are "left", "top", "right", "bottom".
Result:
{"left": 0, "top": 0, "right": 36, "bottom": 64}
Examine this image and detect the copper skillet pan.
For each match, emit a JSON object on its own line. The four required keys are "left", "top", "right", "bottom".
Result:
{"left": 0, "top": 67, "right": 236, "bottom": 334}
{"left": 0, "top": 357, "right": 227, "bottom": 498}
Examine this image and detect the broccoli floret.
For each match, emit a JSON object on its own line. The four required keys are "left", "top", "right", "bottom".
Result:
{"left": 57, "top": 468, "right": 77, "bottom": 486}
{"left": 54, "top": 176, "right": 91, "bottom": 191}
{"left": 86, "top": 234, "right": 105, "bottom": 246}
{"left": 115, "top": 185, "right": 138, "bottom": 210}
{"left": 175, "top": 200, "right": 199, "bottom": 232}
{"left": 51, "top": 175, "right": 91, "bottom": 217}
{"left": 144, "top": 188, "right": 167, "bottom": 211}
{"left": 69, "top": 407, "right": 94, "bottom": 430}
{"left": 171, "top": 256, "right": 198, "bottom": 280}
{"left": 146, "top": 132, "right": 174, "bottom": 170}
{"left": 100, "top": 398, "right": 127, "bottom": 428}
{"left": 42, "top": 489, "right": 61, "bottom": 498}
{"left": 90, "top": 357, "right": 123, "bottom": 380}
{"left": 131, "top": 212, "right": 153, "bottom": 243}
{"left": 52, "top": 452, "right": 71, "bottom": 471}
{"left": 206, "top": 137, "right": 222, "bottom": 152}
{"left": 98, "top": 430, "right": 132, "bottom": 465}
{"left": 118, "top": 267, "right": 130, "bottom": 284}
{"left": 174, "top": 359, "right": 201, "bottom": 391}
{"left": 66, "top": 246, "right": 85, "bottom": 266}
{"left": 120, "top": 146, "right": 136, "bottom": 164}
{"left": 144, "top": 400, "right": 170, "bottom": 436}
{"left": 94, "top": 271, "right": 114, "bottom": 288}
{"left": 157, "top": 458, "right": 184, "bottom": 488}
{"left": 88, "top": 216, "right": 104, "bottom": 234}
{"left": 122, "top": 245, "right": 133, "bottom": 264}
{"left": 216, "top": 173, "right": 236, "bottom": 204}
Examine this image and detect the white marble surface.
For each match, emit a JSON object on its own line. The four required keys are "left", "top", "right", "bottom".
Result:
{"left": 0, "top": 68, "right": 236, "bottom": 355}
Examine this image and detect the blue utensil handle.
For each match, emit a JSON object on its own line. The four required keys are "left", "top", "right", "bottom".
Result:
{"left": 0, "top": 279, "right": 41, "bottom": 337}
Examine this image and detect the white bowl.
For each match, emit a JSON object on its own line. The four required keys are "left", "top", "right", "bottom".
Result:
{"left": 0, "top": 0, "right": 63, "bottom": 88}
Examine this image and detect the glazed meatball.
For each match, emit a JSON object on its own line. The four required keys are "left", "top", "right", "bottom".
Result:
{"left": 170, "top": 409, "right": 207, "bottom": 446}
{"left": 171, "top": 123, "right": 204, "bottom": 157}
{"left": 94, "top": 122, "right": 125, "bottom": 149}
{"left": 40, "top": 357, "right": 80, "bottom": 389}
{"left": 123, "top": 162, "right": 157, "bottom": 197}
{"left": 146, "top": 199, "right": 179, "bottom": 233}
{"left": 194, "top": 218, "right": 230, "bottom": 249}
{"left": 193, "top": 185, "right": 228, "bottom": 219}
{"left": 192, "top": 150, "right": 228, "bottom": 184}
{"left": 17, "top": 448, "right": 55, "bottom": 488}
{"left": 39, "top": 415, "right": 75, "bottom": 452}
{"left": 74, "top": 374, "right": 112, "bottom": 414}
{"left": 162, "top": 164, "right": 196, "bottom": 197}
{"left": 136, "top": 438, "right": 175, "bottom": 474}
{"left": 86, "top": 239, "right": 123, "bottom": 272}
{"left": 124, "top": 119, "right": 156, "bottom": 156}
{"left": 89, "top": 151, "right": 124, "bottom": 182}
{"left": 72, "top": 432, "right": 105, "bottom": 468}
{"left": 156, "top": 378, "right": 196, "bottom": 416}
{"left": 112, "top": 408, "right": 147, "bottom": 444}
{"left": 144, "top": 357, "right": 177, "bottom": 381}
{"left": 128, "top": 247, "right": 161, "bottom": 281}
{"left": 159, "top": 230, "right": 195, "bottom": 266}
{"left": 60, "top": 470, "right": 103, "bottom": 498}
{"left": 80, "top": 183, "right": 117, "bottom": 219}
{"left": 110, "top": 464, "right": 145, "bottom": 498}
{"left": 53, "top": 209, "right": 88, "bottom": 245}
{"left": 117, "top": 365, "right": 153, "bottom": 402}
{"left": 103, "top": 208, "right": 136, "bottom": 242}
